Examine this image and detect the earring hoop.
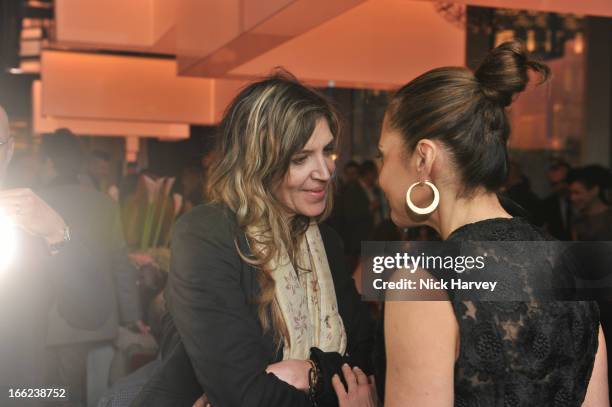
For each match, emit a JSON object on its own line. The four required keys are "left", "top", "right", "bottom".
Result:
{"left": 406, "top": 181, "right": 440, "bottom": 215}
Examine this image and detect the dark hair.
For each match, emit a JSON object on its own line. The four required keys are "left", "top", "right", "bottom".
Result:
{"left": 386, "top": 40, "right": 550, "bottom": 195}
{"left": 182, "top": 162, "right": 203, "bottom": 178}
{"left": 91, "top": 149, "right": 111, "bottom": 162}
{"left": 344, "top": 160, "right": 359, "bottom": 170}
{"left": 41, "top": 128, "right": 82, "bottom": 177}
{"left": 359, "top": 160, "right": 378, "bottom": 177}
{"left": 549, "top": 160, "right": 571, "bottom": 172}
{"left": 567, "top": 165, "right": 612, "bottom": 203}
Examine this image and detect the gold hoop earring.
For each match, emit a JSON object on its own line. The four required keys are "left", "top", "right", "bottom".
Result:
{"left": 405, "top": 181, "right": 440, "bottom": 215}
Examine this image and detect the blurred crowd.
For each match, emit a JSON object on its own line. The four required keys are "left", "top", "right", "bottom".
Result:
{"left": 329, "top": 157, "right": 612, "bottom": 248}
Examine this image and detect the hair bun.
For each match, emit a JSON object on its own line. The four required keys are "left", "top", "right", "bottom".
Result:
{"left": 475, "top": 40, "right": 550, "bottom": 107}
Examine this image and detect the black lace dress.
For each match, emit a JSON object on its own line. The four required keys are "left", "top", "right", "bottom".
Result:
{"left": 376, "top": 217, "right": 600, "bottom": 407}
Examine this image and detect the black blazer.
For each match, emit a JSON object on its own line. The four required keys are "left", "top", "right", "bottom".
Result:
{"left": 132, "top": 203, "right": 373, "bottom": 407}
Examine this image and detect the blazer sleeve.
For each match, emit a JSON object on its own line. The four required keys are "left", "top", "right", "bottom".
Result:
{"left": 166, "top": 205, "right": 312, "bottom": 407}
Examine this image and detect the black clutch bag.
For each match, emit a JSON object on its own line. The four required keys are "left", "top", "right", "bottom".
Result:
{"left": 309, "top": 347, "right": 349, "bottom": 407}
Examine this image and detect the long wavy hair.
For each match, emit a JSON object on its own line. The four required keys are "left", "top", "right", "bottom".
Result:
{"left": 206, "top": 70, "right": 340, "bottom": 345}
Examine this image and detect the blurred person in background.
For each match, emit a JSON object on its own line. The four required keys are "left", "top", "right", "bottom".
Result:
{"left": 539, "top": 160, "right": 573, "bottom": 240}
{"left": 3, "top": 149, "right": 42, "bottom": 189}
{"left": 568, "top": 165, "right": 612, "bottom": 241}
{"left": 500, "top": 160, "right": 540, "bottom": 223}
{"left": 341, "top": 160, "right": 359, "bottom": 187}
{"left": 326, "top": 160, "right": 358, "bottom": 245}
{"left": 0, "top": 108, "right": 113, "bottom": 406}
{"left": 568, "top": 165, "right": 612, "bottom": 399}
{"left": 81, "top": 149, "right": 120, "bottom": 202}
{"left": 338, "top": 160, "right": 386, "bottom": 271}
{"left": 39, "top": 129, "right": 148, "bottom": 406}
{"left": 118, "top": 162, "right": 140, "bottom": 206}
{"left": 179, "top": 159, "right": 205, "bottom": 213}
{"left": 172, "top": 150, "right": 216, "bottom": 216}
{"left": 200, "top": 148, "right": 216, "bottom": 174}
{"left": 357, "top": 160, "right": 385, "bottom": 227}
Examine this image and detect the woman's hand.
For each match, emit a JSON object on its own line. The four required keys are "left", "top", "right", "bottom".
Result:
{"left": 126, "top": 319, "right": 151, "bottom": 335}
{"left": 265, "top": 359, "right": 311, "bottom": 391}
{"left": 0, "top": 188, "right": 67, "bottom": 246}
{"left": 192, "top": 394, "right": 211, "bottom": 407}
{"left": 332, "top": 364, "right": 377, "bottom": 407}
{"left": 128, "top": 251, "right": 158, "bottom": 269}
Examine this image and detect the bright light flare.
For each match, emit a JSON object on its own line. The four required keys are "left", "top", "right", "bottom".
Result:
{"left": 0, "top": 210, "right": 17, "bottom": 273}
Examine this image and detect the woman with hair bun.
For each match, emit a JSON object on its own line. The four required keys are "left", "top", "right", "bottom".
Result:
{"left": 335, "top": 41, "right": 608, "bottom": 406}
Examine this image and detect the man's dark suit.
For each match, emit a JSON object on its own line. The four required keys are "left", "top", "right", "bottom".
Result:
{"left": 38, "top": 181, "right": 142, "bottom": 405}
{"left": 0, "top": 223, "right": 113, "bottom": 406}
{"left": 39, "top": 183, "right": 142, "bottom": 345}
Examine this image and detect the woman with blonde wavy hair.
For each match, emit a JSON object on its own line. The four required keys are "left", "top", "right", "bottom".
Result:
{"left": 132, "top": 71, "right": 374, "bottom": 407}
